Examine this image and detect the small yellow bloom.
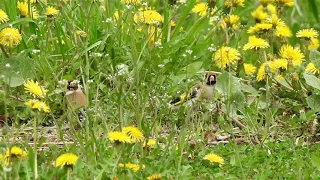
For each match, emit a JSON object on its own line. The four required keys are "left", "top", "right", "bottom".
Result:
{"left": 120, "top": 0, "right": 141, "bottom": 5}
{"left": 256, "top": 61, "right": 277, "bottom": 81}
{"left": 305, "top": 63, "right": 320, "bottom": 75}
{"left": 243, "top": 63, "right": 256, "bottom": 75}
{"left": 192, "top": 2, "right": 208, "bottom": 17}
{"left": 24, "top": 80, "right": 48, "bottom": 98}
{"left": 274, "top": 25, "right": 292, "bottom": 37}
{"left": 32, "top": 101, "right": 50, "bottom": 113}
{"left": 275, "top": 0, "right": 294, "bottom": 7}
{"left": 266, "top": 4, "right": 276, "bottom": 14}
{"left": 76, "top": 30, "right": 87, "bottom": 38}
{"left": 221, "top": 14, "right": 240, "bottom": 30}
{"left": 266, "top": 14, "right": 285, "bottom": 27}
{"left": 247, "top": 23, "right": 273, "bottom": 34}
{"left": 251, "top": 6, "right": 268, "bottom": 22}
{"left": 118, "top": 163, "right": 145, "bottom": 172}
{"left": 135, "top": 9, "right": 163, "bottom": 25}
{"left": 0, "top": 9, "right": 9, "bottom": 24}
{"left": 108, "top": 131, "right": 131, "bottom": 143}
{"left": 122, "top": 126, "right": 144, "bottom": 143}
{"left": 273, "top": 59, "right": 288, "bottom": 69}
{"left": 279, "top": 44, "right": 304, "bottom": 67}
{"left": 203, "top": 153, "right": 224, "bottom": 164}
{"left": 55, "top": 153, "right": 78, "bottom": 167}
{"left": 308, "top": 38, "right": 320, "bottom": 50}
{"left": 0, "top": 28, "right": 22, "bottom": 47}
{"left": 24, "top": 99, "right": 39, "bottom": 108}
{"left": 17, "top": 2, "right": 38, "bottom": 19}
{"left": 143, "top": 139, "right": 156, "bottom": 148}
{"left": 296, "top": 28, "right": 318, "bottom": 39}
{"left": 213, "top": 46, "right": 241, "bottom": 69}
{"left": 147, "top": 173, "right": 162, "bottom": 180}
{"left": 243, "top": 36, "right": 269, "bottom": 50}
{"left": 5, "top": 146, "right": 27, "bottom": 160}
{"left": 46, "top": 6, "right": 59, "bottom": 16}
{"left": 224, "top": 0, "right": 245, "bottom": 9}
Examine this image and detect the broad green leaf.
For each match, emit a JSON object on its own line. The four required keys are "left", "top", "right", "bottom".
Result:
{"left": 216, "top": 72, "right": 242, "bottom": 95}
{"left": 303, "top": 73, "right": 320, "bottom": 90}
{"left": 182, "top": 61, "right": 203, "bottom": 75}
{"left": 306, "top": 94, "right": 320, "bottom": 110}
{"left": 1, "top": 72, "right": 24, "bottom": 87}
{"left": 311, "top": 154, "right": 320, "bottom": 171}
{"left": 241, "top": 84, "right": 259, "bottom": 96}
{"left": 309, "top": 49, "right": 320, "bottom": 69}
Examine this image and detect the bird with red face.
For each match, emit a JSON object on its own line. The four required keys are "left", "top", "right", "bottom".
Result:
{"left": 169, "top": 72, "right": 217, "bottom": 109}
{"left": 65, "top": 80, "right": 87, "bottom": 122}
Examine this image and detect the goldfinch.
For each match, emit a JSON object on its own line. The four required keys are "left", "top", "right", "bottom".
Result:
{"left": 169, "top": 72, "right": 217, "bottom": 109}
{"left": 65, "top": 80, "right": 87, "bottom": 122}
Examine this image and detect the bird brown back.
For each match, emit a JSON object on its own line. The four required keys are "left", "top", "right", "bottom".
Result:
{"left": 66, "top": 91, "right": 86, "bottom": 109}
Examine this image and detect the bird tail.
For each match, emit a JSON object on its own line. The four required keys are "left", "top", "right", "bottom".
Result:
{"left": 77, "top": 108, "right": 87, "bottom": 123}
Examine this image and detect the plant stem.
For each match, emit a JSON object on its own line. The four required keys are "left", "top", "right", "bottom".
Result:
{"left": 33, "top": 116, "right": 38, "bottom": 179}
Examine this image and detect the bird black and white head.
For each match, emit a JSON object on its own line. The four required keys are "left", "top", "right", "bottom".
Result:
{"left": 66, "top": 80, "right": 82, "bottom": 94}
{"left": 204, "top": 72, "right": 216, "bottom": 86}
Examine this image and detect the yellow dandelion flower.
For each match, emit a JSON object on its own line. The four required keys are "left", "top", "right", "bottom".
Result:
{"left": 24, "top": 99, "right": 39, "bottom": 108}
{"left": 266, "top": 4, "right": 276, "bottom": 14}
{"left": 224, "top": 0, "right": 245, "bottom": 8}
{"left": 192, "top": 3, "right": 208, "bottom": 17}
{"left": 274, "top": 25, "right": 292, "bottom": 37}
{"left": 108, "top": 131, "right": 131, "bottom": 143}
{"left": 147, "top": 174, "right": 162, "bottom": 180}
{"left": 213, "top": 46, "right": 241, "bottom": 69}
{"left": 24, "top": 0, "right": 37, "bottom": 3}
{"left": 266, "top": 14, "right": 285, "bottom": 26}
{"left": 273, "top": 58, "right": 288, "bottom": 69}
{"left": 55, "top": 153, "right": 78, "bottom": 167}
{"left": 118, "top": 163, "right": 145, "bottom": 172}
{"left": 5, "top": 146, "right": 27, "bottom": 160}
{"left": 203, "top": 153, "right": 224, "bottom": 164}
{"left": 305, "top": 63, "right": 320, "bottom": 74}
{"left": 275, "top": 0, "right": 294, "bottom": 7}
{"left": 122, "top": 126, "right": 144, "bottom": 143}
{"left": 256, "top": 61, "right": 277, "bottom": 81}
{"left": 251, "top": 6, "right": 268, "bottom": 22}
{"left": 247, "top": 23, "right": 273, "bottom": 34}
{"left": 17, "top": 2, "right": 38, "bottom": 19}
{"left": 135, "top": 9, "right": 163, "bottom": 25}
{"left": 308, "top": 38, "right": 319, "bottom": 50}
{"left": 76, "top": 30, "right": 87, "bottom": 38}
{"left": 46, "top": 6, "right": 59, "bottom": 16}
{"left": 244, "top": 63, "right": 256, "bottom": 75}
{"left": 32, "top": 101, "right": 50, "bottom": 113}
{"left": 143, "top": 139, "right": 156, "bottom": 148}
{"left": 221, "top": 14, "right": 240, "bottom": 30}
{"left": 243, "top": 36, "right": 269, "bottom": 50}
{"left": 296, "top": 28, "right": 318, "bottom": 39}
{"left": 0, "top": 9, "right": 9, "bottom": 24}
{"left": 279, "top": 44, "right": 305, "bottom": 66}
{"left": 0, "top": 28, "right": 22, "bottom": 47}
{"left": 24, "top": 80, "right": 48, "bottom": 98}
{"left": 120, "top": 0, "right": 141, "bottom": 5}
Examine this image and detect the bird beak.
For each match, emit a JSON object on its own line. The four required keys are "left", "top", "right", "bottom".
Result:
{"left": 209, "top": 76, "right": 215, "bottom": 81}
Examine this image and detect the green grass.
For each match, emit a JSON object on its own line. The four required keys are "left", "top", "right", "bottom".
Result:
{"left": 1, "top": 0, "right": 320, "bottom": 179}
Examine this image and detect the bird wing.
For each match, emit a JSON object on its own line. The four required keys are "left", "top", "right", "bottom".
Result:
{"left": 170, "top": 84, "right": 201, "bottom": 106}
{"left": 66, "top": 91, "right": 87, "bottom": 109}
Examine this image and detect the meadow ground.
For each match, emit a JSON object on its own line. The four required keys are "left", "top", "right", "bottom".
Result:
{"left": 1, "top": 0, "right": 320, "bottom": 179}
